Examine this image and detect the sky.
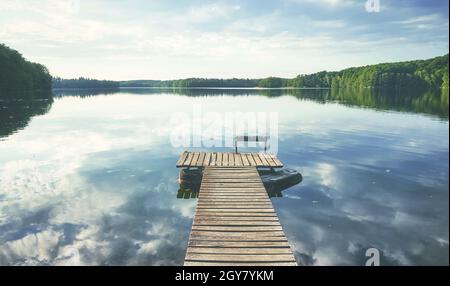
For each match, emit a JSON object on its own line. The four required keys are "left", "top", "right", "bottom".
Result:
{"left": 0, "top": 0, "right": 448, "bottom": 80}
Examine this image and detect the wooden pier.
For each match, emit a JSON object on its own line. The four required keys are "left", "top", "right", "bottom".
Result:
{"left": 178, "top": 152, "right": 297, "bottom": 266}
{"left": 176, "top": 151, "right": 283, "bottom": 168}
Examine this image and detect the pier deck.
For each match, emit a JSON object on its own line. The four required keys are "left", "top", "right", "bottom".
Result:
{"left": 183, "top": 165, "right": 297, "bottom": 266}
{"left": 176, "top": 151, "right": 283, "bottom": 168}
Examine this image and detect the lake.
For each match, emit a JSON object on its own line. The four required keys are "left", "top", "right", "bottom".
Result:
{"left": 0, "top": 88, "right": 448, "bottom": 265}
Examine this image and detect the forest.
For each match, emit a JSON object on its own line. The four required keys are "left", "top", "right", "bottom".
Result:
{"left": 120, "top": 78, "right": 259, "bottom": 88}
{"left": 286, "top": 54, "right": 449, "bottom": 90}
{"left": 53, "top": 77, "right": 120, "bottom": 89}
{"left": 1, "top": 42, "right": 448, "bottom": 97}
{"left": 117, "top": 54, "right": 449, "bottom": 90}
{"left": 0, "top": 44, "right": 52, "bottom": 99}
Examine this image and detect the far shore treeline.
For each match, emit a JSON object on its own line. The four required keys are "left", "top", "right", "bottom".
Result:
{"left": 0, "top": 42, "right": 448, "bottom": 100}
{"left": 118, "top": 54, "right": 448, "bottom": 90}
{"left": 52, "top": 54, "right": 449, "bottom": 91}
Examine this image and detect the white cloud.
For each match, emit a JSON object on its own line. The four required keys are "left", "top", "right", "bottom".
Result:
{"left": 186, "top": 3, "right": 241, "bottom": 23}
{"left": 288, "top": 0, "right": 358, "bottom": 8}
{"left": 0, "top": 229, "right": 62, "bottom": 265}
{"left": 313, "top": 20, "right": 347, "bottom": 28}
{"left": 393, "top": 14, "right": 440, "bottom": 25}
{"left": 316, "top": 163, "right": 338, "bottom": 188}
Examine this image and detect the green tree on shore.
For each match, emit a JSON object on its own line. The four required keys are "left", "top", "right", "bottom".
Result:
{"left": 0, "top": 44, "right": 52, "bottom": 99}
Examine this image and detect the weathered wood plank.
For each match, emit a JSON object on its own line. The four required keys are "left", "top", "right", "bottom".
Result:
{"left": 204, "top": 152, "right": 211, "bottom": 166}
{"left": 195, "top": 212, "right": 278, "bottom": 217}
{"left": 183, "top": 152, "right": 194, "bottom": 166}
{"left": 186, "top": 253, "right": 295, "bottom": 262}
{"left": 187, "top": 247, "right": 293, "bottom": 254}
{"left": 197, "top": 203, "right": 273, "bottom": 207}
{"left": 188, "top": 240, "right": 289, "bottom": 247}
{"left": 193, "top": 217, "right": 279, "bottom": 222}
{"left": 252, "top": 153, "right": 263, "bottom": 166}
{"left": 228, "top": 153, "right": 236, "bottom": 167}
{"left": 190, "top": 152, "right": 199, "bottom": 166}
{"left": 193, "top": 220, "right": 281, "bottom": 226}
{"left": 176, "top": 151, "right": 188, "bottom": 167}
{"left": 190, "top": 230, "right": 284, "bottom": 237}
{"left": 211, "top": 153, "right": 217, "bottom": 166}
{"left": 246, "top": 154, "right": 256, "bottom": 166}
{"left": 267, "top": 153, "right": 283, "bottom": 167}
{"left": 196, "top": 152, "right": 206, "bottom": 167}
{"left": 222, "top": 153, "right": 229, "bottom": 167}
{"left": 240, "top": 154, "right": 250, "bottom": 166}
{"left": 261, "top": 153, "right": 277, "bottom": 167}
{"left": 257, "top": 153, "right": 270, "bottom": 166}
{"left": 201, "top": 197, "right": 270, "bottom": 203}
{"left": 184, "top": 261, "right": 297, "bottom": 266}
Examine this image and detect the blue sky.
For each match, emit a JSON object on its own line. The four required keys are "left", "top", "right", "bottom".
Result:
{"left": 0, "top": 0, "right": 448, "bottom": 80}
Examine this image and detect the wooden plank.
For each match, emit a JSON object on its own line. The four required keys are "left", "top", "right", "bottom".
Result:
{"left": 188, "top": 240, "right": 289, "bottom": 247}
{"left": 192, "top": 217, "right": 279, "bottom": 222}
{"left": 195, "top": 212, "right": 278, "bottom": 217}
{"left": 261, "top": 153, "right": 277, "bottom": 167}
{"left": 215, "top": 153, "right": 223, "bottom": 166}
{"left": 197, "top": 202, "right": 273, "bottom": 206}
{"left": 176, "top": 151, "right": 188, "bottom": 167}
{"left": 246, "top": 154, "right": 256, "bottom": 166}
{"left": 186, "top": 253, "right": 295, "bottom": 262}
{"left": 222, "top": 153, "right": 229, "bottom": 167}
{"left": 190, "top": 231, "right": 287, "bottom": 242}
{"left": 198, "top": 195, "right": 269, "bottom": 199}
{"left": 187, "top": 247, "right": 293, "bottom": 254}
{"left": 184, "top": 261, "right": 297, "bottom": 266}
{"left": 196, "top": 152, "right": 206, "bottom": 167}
{"left": 234, "top": 153, "right": 242, "bottom": 166}
{"left": 190, "top": 152, "right": 200, "bottom": 166}
{"left": 252, "top": 153, "right": 263, "bottom": 166}
{"left": 183, "top": 152, "right": 195, "bottom": 167}
{"left": 200, "top": 182, "right": 264, "bottom": 188}
{"left": 267, "top": 153, "right": 283, "bottom": 167}
{"left": 185, "top": 253, "right": 295, "bottom": 262}
{"left": 204, "top": 152, "right": 211, "bottom": 166}
{"left": 209, "top": 153, "right": 217, "bottom": 166}
{"left": 257, "top": 153, "right": 270, "bottom": 166}
{"left": 193, "top": 221, "right": 281, "bottom": 226}
{"left": 190, "top": 231, "right": 284, "bottom": 237}
{"left": 229, "top": 152, "right": 235, "bottom": 166}
{"left": 241, "top": 154, "right": 250, "bottom": 166}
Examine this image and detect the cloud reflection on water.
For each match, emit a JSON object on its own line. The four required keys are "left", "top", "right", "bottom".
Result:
{"left": 0, "top": 90, "right": 448, "bottom": 265}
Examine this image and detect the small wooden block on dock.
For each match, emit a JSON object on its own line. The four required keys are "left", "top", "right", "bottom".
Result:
{"left": 184, "top": 166, "right": 297, "bottom": 266}
{"left": 177, "top": 152, "right": 283, "bottom": 168}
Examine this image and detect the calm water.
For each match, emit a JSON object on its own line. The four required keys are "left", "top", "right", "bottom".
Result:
{"left": 0, "top": 88, "right": 448, "bottom": 266}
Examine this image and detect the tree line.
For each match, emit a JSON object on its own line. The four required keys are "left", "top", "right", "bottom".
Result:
{"left": 53, "top": 77, "right": 120, "bottom": 89}
{"left": 1, "top": 42, "right": 447, "bottom": 98}
{"left": 287, "top": 54, "right": 449, "bottom": 90}
{"left": 120, "top": 78, "right": 259, "bottom": 88}
{"left": 117, "top": 54, "right": 449, "bottom": 90}
{"left": 0, "top": 44, "right": 52, "bottom": 99}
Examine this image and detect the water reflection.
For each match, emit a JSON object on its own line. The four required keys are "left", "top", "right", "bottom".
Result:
{"left": 0, "top": 87, "right": 447, "bottom": 140}
{"left": 53, "top": 89, "right": 119, "bottom": 98}
{"left": 120, "top": 87, "right": 449, "bottom": 119}
{"left": 0, "top": 88, "right": 448, "bottom": 265}
{"left": 0, "top": 98, "right": 53, "bottom": 138}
